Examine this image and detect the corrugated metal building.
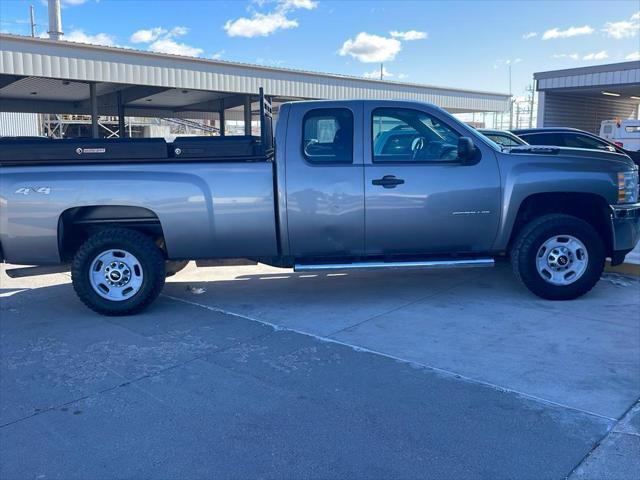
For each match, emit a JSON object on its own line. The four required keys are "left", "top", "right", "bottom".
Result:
{"left": 535, "top": 62, "right": 640, "bottom": 134}
{"left": 0, "top": 112, "right": 39, "bottom": 136}
{"left": 0, "top": 34, "right": 510, "bottom": 131}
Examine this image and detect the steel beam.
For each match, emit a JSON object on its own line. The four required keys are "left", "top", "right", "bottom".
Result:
{"left": 0, "top": 74, "right": 26, "bottom": 90}
{"left": 117, "top": 90, "right": 126, "bottom": 138}
{"left": 177, "top": 94, "right": 246, "bottom": 112}
{"left": 89, "top": 83, "right": 99, "bottom": 138}
{"left": 244, "top": 96, "right": 252, "bottom": 135}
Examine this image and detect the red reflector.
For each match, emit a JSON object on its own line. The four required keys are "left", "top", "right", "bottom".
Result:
{"left": 614, "top": 141, "right": 624, "bottom": 148}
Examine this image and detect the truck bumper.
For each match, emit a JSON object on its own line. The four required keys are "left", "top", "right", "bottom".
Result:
{"left": 610, "top": 203, "right": 640, "bottom": 265}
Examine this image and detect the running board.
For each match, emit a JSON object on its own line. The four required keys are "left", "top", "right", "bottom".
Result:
{"left": 294, "top": 258, "right": 494, "bottom": 272}
{"left": 5, "top": 264, "right": 71, "bottom": 278}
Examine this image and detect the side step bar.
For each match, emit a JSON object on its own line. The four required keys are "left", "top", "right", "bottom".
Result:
{"left": 5, "top": 264, "right": 71, "bottom": 278}
{"left": 294, "top": 258, "right": 494, "bottom": 272}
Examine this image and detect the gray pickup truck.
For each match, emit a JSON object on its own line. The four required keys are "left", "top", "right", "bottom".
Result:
{"left": 1, "top": 92, "right": 639, "bottom": 315}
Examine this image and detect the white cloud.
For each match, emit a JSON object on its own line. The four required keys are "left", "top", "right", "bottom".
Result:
{"left": 363, "top": 66, "right": 393, "bottom": 79}
{"left": 148, "top": 38, "right": 203, "bottom": 57}
{"left": 339, "top": 32, "right": 401, "bottom": 63}
{"left": 280, "top": 0, "right": 317, "bottom": 9}
{"left": 225, "top": 12, "right": 297, "bottom": 37}
{"left": 552, "top": 53, "right": 579, "bottom": 60}
{"left": 169, "top": 26, "right": 189, "bottom": 37}
{"left": 62, "top": 0, "right": 88, "bottom": 5}
{"left": 64, "top": 30, "right": 115, "bottom": 46}
{"left": 603, "top": 12, "right": 640, "bottom": 39}
{"left": 522, "top": 32, "right": 538, "bottom": 39}
{"left": 255, "top": 57, "right": 285, "bottom": 67}
{"left": 626, "top": 51, "right": 640, "bottom": 61}
{"left": 130, "top": 27, "right": 166, "bottom": 43}
{"left": 542, "top": 25, "right": 594, "bottom": 40}
{"left": 130, "top": 25, "right": 202, "bottom": 57}
{"left": 211, "top": 49, "right": 225, "bottom": 60}
{"left": 389, "top": 30, "right": 427, "bottom": 41}
{"left": 224, "top": 0, "right": 316, "bottom": 38}
{"left": 583, "top": 50, "right": 608, "bottom": 61}
{"left": 603, "top": 20, "right": 639, "bottom": 39}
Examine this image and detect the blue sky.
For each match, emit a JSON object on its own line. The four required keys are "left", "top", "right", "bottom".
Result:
{"left": 1, "top": 0, "right": 639, "bottom": 97}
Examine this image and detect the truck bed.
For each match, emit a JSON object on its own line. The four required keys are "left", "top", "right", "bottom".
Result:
{"left": 0, "top": 157, "right": 279, "bottom": 264}
{"left": 0, "top": 136, "right": 271, "bottom": 166}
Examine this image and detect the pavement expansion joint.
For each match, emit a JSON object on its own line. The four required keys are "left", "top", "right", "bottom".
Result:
{"left": 161, "top": 293, "right": 620, "bottom": 424}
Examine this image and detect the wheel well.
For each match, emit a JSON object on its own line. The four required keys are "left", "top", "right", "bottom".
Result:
{"left": 509, "top": 193, "right": 612, "bottom": 254}
{"left": 58, "top": 206, "right": 166, "bottom": 262}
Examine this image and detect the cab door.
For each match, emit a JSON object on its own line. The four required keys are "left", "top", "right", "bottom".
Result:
{"left": 364, "top": 104, "right": 501, "bottom": 255}
{"left": 284, "top": 101, "right": 365, "bottom": 257}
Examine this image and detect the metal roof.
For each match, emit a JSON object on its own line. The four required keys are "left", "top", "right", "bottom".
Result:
{"left": 0, "top": 34, "right": 510, "bottom": 114}
{"left": 534, "top": 61, "right": 640, "bottom": 91}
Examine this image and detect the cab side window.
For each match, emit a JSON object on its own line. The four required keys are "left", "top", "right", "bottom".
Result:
{"left": 487, "top": 134, "right": 520, "bottom": 147}
{"left": 372, "top": 108, "right": 460, "bottom": 162}
{"left": 521, "top": 133, "right": 564, "bottom": 146}
{"left": 561, "top": 133, "right": 613, "bottom": 151}
{"left": 302, "top": 108, "right": 353, "bottom": 163}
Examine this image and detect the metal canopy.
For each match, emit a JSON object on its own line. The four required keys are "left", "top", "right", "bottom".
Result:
{"left": 0, "top": 34, "right": 510, "bottom": 116}
{"left": 534, "top": 61, "right": 640, "bottom": 92}
{"left": 534, "top": 61, "right": 640, "bottom": 133}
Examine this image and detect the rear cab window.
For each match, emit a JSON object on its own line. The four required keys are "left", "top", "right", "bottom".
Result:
{"left": 302, "top": 108, "right": 353, "bottom": 163}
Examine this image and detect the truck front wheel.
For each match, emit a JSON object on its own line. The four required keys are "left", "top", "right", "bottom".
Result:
{"left": 72, "top": 228, "right": 166, "bottom": 315}
{"left": 511, "top": 214, "right": 605, "bottom": 300}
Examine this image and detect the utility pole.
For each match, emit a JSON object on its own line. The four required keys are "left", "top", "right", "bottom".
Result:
{"left": 29, "top": 5, "right": 36, "bottom": 37}
{"left": 508, "top": 63, "right": 514, "bottom": 130}
{"left": 380, "top": 63, "right": 383, "bottom": 80}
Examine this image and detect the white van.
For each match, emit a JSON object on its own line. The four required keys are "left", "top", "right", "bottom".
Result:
{"left": 600, "top": 119, "right": 640, "bottom": 152}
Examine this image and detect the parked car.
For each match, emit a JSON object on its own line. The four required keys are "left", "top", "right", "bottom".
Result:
{"left": 600, "top": 119, "right": 640, "bottom": 152}
{"left": 1, "top": 92, "right": 639, "bottom": 315}
{"left": 512, "top": 127, "right": 640, "bottom": 167}
{"left": 478, "top": 129, "right": 528, "bottom": 147}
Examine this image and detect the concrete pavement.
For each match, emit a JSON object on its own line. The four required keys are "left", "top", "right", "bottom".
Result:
{"left": 1, "top": 262, "right": 638, "bottom": 479}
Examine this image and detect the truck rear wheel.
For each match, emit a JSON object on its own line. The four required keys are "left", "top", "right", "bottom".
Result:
{"left": 72, "top": 228, "right": 166, "bottom": 315}
{"left": 511, "top": 214, "right": 605, "bottom": 300}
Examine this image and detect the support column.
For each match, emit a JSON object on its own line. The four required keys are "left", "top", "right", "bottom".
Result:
{"left": 219, "top": 108, "right": 225, "bottom": 136}
{"left": 117, "top": 91, "right": 126, "bottom": 138}
{"left": 89, "top": 83, "right": 99, "bottom": 138}
{"left": 536, "top": 91, "right": 546, "bottom": 128}
{"left": 244, "top": 96, "right": 252, "bottom": 136}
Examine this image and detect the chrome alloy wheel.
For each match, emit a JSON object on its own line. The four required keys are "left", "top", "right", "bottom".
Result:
{"left": 89, "top": 249, "right": 144, "bottom": 301}
{"left": 536, "top": 235, "right": 589, "bottom": 286}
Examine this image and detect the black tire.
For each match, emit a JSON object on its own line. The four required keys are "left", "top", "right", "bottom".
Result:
{"left": 72, "top": 228, "right": 166, "bottom": 315}
{"left": 510, "top": 214, "right": 605, "bottom": 300}
{"left": 165, "top": 260, "right": 189, "bottom": 278}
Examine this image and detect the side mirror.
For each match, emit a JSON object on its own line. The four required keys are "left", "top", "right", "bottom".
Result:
{"left": 458, "top": 137, "right": 476, "bottom": 164}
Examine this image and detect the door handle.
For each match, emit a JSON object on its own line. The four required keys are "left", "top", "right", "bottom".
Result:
{"left": 372, "top": 175, "right": 405, "bottom": 189}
